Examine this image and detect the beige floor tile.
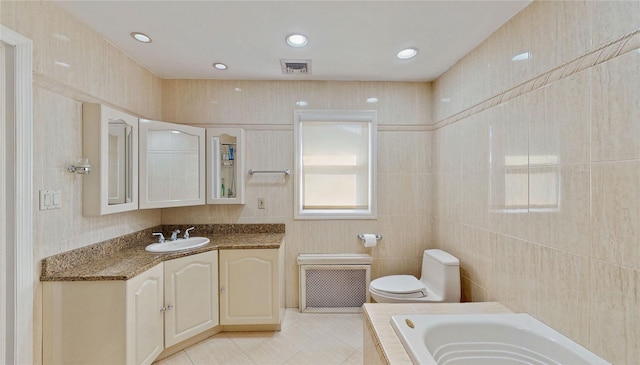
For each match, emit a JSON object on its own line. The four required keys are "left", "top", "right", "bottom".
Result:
{"left": 241, "top": 335, "right": 302, "bottom": 365}
{"left": 154, "top": 351, "right": 194, "bottom": 365}
{"left": 186, "top": 337, "right": 247, "bottom": 365}
{"left": 212, "top": 352, "right": 257, "bottom": 365}
{"left": 280, "top": 322, "right": 329, "bottom": 346}
{"left": 282, "top": 334, "right": 358, "bottom": 365}
{"left": 155, "top": 309, "right": 364, "bottom": 365}
{"left": 215, "top": 331, "right": 273, "bottom": 353}
{"left": 323, "top": 317, "right": 364, "bottom": 349}
{"left": 341, "top": 349, "right": 363, "bottom": 365}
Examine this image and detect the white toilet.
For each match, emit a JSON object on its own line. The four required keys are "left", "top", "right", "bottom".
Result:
{"left": 369, "top": 249, "right": 461, "bottom": 303}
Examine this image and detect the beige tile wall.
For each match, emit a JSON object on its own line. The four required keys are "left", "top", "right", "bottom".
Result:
{"left": 2, "top": 1, "right": 163, "bottom": 260}
{"left": 160, "top": 80, "right": 435, "bottom": 307}
{"left": 432, "top": 1, "right": 639, "bottom": 363}
{"left": 2, "top": 2, "right": 163, "bottom": 363}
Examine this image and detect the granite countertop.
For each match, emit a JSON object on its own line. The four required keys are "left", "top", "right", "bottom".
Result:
{"left": 363, "top": 302, "right": 511, "bottom": 364}
{"left": 41, "top": 224, "right": 285, "bottom": 282}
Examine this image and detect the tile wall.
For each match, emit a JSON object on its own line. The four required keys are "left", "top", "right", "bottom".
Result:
{"left": 2, "top": 0, "right": 163, "bottom": 258}
{"left": 160, "top": 80, "right": 435, "bottom": 308}
{"left": 431, "top": 1, "right": 639, "bottom": 363}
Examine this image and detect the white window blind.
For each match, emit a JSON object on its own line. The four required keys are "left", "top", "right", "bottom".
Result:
{"left": 295, "top": 111, "right": 376, "bottom": 219}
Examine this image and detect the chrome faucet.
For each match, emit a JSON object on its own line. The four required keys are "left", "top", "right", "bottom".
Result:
{"left": 152, "top": 232, "right": 165, "bottom": 243}
{"left": 170, "top": 229, "right": 181, "bottom": 241}
{"left": 183, "top": 227, "right": 195, "bottom": 239}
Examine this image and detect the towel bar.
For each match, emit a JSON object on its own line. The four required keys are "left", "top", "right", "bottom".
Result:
{"left": 248, "top": 169, "right": 291, "bottom": 175}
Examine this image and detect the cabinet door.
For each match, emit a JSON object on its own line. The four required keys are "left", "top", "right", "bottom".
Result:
{"left": 82, "top": 103, "right": 139, "bottom": 216}
{"left": 219, "top": 249, "right": 279, "bottom": 325}
{"left": 126, "top": 264, "right": 164, "bottom": 365}
{"left": 139, "top": 119, "right": 205, "bottom": 209}
{"left": 164, "top": 251, "right": 219, "bottom": 347}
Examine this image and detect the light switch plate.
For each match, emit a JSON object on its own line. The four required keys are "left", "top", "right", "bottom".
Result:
{"left": 40, "top": 190, "right": 62, "bottom": 210}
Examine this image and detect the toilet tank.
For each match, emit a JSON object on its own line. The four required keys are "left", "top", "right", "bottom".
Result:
{"left": 419, "top": 249, "right": 461, "bottom": 302}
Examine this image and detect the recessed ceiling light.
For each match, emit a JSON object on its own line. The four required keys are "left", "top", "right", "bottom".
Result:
{"left": 397, "top": 48, "right": 418, "bottom": 60}
{"left": 295, "top": 100, "right": 308, "bottom": 107}
{"left": 213, "top": 63, "right": 228, "bottom": 70}
{"left": 366, "top": 97, "right": 379, "bottom": 104}
{"left": 286, "top": 34, "right": 308, "bottom": 48}
{"left": 54, "top": 61, "right": 71, "bottom": 68}
{"left": 512, "top": 52, "right": 531, "bottom": 61}
{"left": 130, "top": 32, "right": 152, "bottom": 43}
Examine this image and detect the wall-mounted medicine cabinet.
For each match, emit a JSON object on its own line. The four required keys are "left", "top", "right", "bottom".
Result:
{"left": 82, "top": 103, "right": 139, "bottom": 216}
{"left": 206, "top": 128, "right": 245, "bottom": 204}
{"left": 139, "top": 119, "right": 205, "bottom": 209}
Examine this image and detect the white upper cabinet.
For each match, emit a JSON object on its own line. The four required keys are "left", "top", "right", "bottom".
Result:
{"left": 82, "top": 103, "right": 139, "bottom": 216}
{"left": 206, "top": 128, "right": 245, "bottom": 204}
{"left": 139, "top": 119, "right": 205, "bottom": 209}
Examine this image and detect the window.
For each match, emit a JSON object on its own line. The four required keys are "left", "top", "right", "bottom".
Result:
{"left": 294, "top": 110, "right": 377, "bottom": 219}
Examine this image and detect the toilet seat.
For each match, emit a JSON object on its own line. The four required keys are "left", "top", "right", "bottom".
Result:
{"left": 369, "top": 275, "right": 427, "bottom": 298}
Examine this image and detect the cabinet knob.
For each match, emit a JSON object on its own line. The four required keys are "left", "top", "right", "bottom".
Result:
{"left": 160, "top": 307, "right": 166, "bottom": 312}
{"left": 220, "top": 287, "right": 225, "bottom": 293}
{"left": 167, "top": 304, "right": 174, "bottom": 310}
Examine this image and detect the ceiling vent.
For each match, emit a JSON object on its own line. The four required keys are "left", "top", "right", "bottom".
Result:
{"left": 280, "top": 59, "right": 312, "bottom": 75}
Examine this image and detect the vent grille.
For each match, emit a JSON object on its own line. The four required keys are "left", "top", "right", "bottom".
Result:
{"left": 305, "top": 268, "right": 367, "bottom": 308}
{"left": 280, "top": 59, "right": 312, "bottom": 74}
{"left": 298, "top": 263, "right": 371, "bottom": 313}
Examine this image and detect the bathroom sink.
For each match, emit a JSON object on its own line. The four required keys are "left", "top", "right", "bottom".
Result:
{"left": 145, "top": 237, "right": 210, "bottom": 253}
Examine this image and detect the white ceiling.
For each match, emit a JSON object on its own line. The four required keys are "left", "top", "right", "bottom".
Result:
{"left": 53, "top": 1, "right": 531, "bottom": 82}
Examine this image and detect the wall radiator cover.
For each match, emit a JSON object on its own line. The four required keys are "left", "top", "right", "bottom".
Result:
{"left": 297, "top": 254, "right": 372, "bottom": 313}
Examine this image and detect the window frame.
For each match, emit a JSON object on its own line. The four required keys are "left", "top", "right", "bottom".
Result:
{"left": 294, "top": 110, "right": 377, "bottom": 220}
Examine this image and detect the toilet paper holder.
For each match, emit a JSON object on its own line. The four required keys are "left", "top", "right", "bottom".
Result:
{"left": 358, "top": 234, "right": 383, "bottom": 241}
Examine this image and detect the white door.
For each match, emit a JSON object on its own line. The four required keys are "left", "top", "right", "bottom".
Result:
{"left": 0, "top": 26, "right": 33, "bottom": 365}
{"left": 0, "top": 39, "right": 9, "bottom": 365}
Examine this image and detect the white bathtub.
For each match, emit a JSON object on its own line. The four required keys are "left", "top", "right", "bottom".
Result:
{"left": 390, "top": 313, "right": 610, "bottom": 365}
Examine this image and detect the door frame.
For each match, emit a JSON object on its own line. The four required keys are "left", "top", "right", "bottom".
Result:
{"left": 1, "top": 25, "right": 34, "bottom": 365}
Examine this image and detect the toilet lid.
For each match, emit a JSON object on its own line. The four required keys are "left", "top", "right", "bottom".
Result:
{"left": 370, "top": 275, "right": 427, "bottom": 296}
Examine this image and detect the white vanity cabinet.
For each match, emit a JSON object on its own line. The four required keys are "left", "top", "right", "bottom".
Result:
{"left": 43, "top": 251, "right": 220, "bottom": 365}
{"left": 43, "top": 264, "right": 164, "bottom": 365}
{"left": 206, "top": 128, "right": 245, "bottom": 204}
{"left": 219, "top": 244, "right": 285, "bottom": 328}
{"left": 164, "top": 250, "right": 218, "bottom": 347}
{"left": 139, "top": 119, "right": 205, "bottom": 209}
{"left": 82, "top": 103, "right": 139, "bottom": 216}
{"left": 128, "top": 264, "right": 165, "bottom": 365}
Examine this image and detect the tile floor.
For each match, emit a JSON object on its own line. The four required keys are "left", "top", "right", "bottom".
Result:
{"left": 154, "top": 309, "right": 364, "bottom": 365}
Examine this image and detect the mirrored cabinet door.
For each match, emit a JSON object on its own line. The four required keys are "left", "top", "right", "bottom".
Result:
{"left": 82, "top": 103, "right": 139, "bottom": 216}
{"left": 139, "top": 119, "right": 205, "bottom": 209}
{"left": 206, "top": 128, "right": 245, "bottom": 205}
